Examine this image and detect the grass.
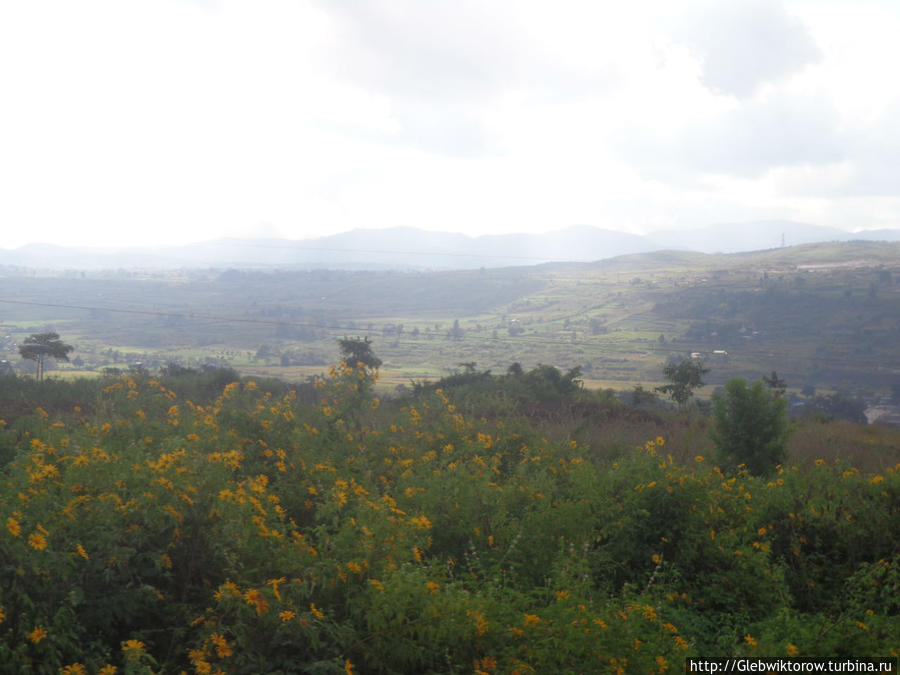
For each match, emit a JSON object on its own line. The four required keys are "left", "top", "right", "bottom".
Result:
{"left": 787, "top": 418, "right": 900, "bottom": 472}
{"left": 2, "top": 242, "right": 899, "bottom": 397}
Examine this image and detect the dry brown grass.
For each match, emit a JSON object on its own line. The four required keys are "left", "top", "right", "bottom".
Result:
{"left": 787, "top": 417, "right": 900, "bottom": 473}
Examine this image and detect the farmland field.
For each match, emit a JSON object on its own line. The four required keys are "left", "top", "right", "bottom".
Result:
{"left": 2, "top": 241, "right": 900, "bottom": 399}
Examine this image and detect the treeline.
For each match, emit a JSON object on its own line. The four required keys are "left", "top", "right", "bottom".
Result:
{"left": 0, "top": 358, "right": 898, "bottom": 672}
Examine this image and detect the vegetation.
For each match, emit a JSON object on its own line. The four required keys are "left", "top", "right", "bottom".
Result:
{"left": 337, "top": 336, "right": 382, "bottom": 372}
{"left": 2, "top": 241, "right": 899, "bottom": 398}
{"left": 712, "top": 378, "right": 790, "bottom": 476}
{"left": 17, "top": 332, "right": 73, "bottom": 382}
{"left": 0, "top": 351, "right": 898, "bottom": 672}
{"left": 656, "top": 359, "right": 709, "bottom": 407}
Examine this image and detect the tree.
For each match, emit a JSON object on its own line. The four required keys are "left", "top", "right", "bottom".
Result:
{"left": 447, "top": 319, "right": 464, "bottom": 341}
{"left": 522, "top": 364, "right": 583, "bottom": 402}
{"left": 630, "top": 384, "right": 660, "bottom": 408}
{"left": 656, "top": 359, "right": 709, "bottom": 406}
{"left": 762, "top": 370, "right": 787, "bottom": 398}
{"left": 18, "top": 332, "right": 74, "bottom": 381}
{"left": 338, "top": 336, "right": 382, "bottom": 371}
{"left": 712, "top": 378, "right": 790, "bottom": 476}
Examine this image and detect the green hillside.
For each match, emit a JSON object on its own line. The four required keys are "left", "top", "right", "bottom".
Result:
{"left": 1, "top": 241, "right": 899, "bottom": 396}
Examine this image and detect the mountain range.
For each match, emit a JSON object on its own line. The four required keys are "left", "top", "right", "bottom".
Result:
{"left": 2, "top": 221, "right": 899, "bottom": 271}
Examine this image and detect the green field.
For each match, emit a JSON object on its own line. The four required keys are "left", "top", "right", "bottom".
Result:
{"left": 2, "top": 241, "right": 899, "bottom": 397}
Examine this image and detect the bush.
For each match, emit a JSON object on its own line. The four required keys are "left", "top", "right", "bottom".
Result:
{"left": 713, "top": 378, "right": 790, "bottom": 475}
{"left": 1, "top": 365, "right": 897, "bottom": 669}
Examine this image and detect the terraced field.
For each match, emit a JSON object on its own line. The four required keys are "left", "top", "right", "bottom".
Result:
{"left": 2, "top": 241, "right": 899, "bottom": 396}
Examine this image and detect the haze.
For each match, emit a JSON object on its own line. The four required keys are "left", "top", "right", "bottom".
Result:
{"left": 2, "top": 0, "right": 900, "bottom": 249}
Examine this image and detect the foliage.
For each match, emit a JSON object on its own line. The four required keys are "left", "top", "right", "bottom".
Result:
{"left": 0, "top": 362, "right": 898, "bottom": 672}
{"left": 4, "top": 242, "right": 900, "bottom": 394}
{"left": 712, "top": 378, "right": 791, "bottom": 476}
{"left": 629, "top": 385, "right": 662, "bottom": 408}
{"left": 18, "top": 332, "right": 74, "bottom": 381}
{"left": 762, "top": 370, "right": 787, "bottom": 398}
{"left": 656, "top": 359, "right": 709, "bottom": 406}
{"left": 337, "top": 336, "right": 382, "bottom": 372}
{"left": 798, "top": 393, "right": 868, "bottom": 425}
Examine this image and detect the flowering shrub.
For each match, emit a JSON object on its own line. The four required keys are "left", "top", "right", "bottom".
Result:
{"left": 0, "top": 365, "right": 898, "bottom": 672}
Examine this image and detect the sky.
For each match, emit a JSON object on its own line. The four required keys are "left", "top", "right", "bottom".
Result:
{"left": 2, "top": 0, "right": 900, "bottom": 249}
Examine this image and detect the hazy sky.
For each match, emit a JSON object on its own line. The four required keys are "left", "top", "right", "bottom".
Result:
{"left": 2, "top": 0, "right": 900, "bottom": 248}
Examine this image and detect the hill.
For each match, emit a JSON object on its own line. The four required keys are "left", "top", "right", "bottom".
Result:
{"left": 3, "top": 221, "right": 899, "bottom": 271}
{"left": 1, "top": 241, "right": 898, "bottom": 396}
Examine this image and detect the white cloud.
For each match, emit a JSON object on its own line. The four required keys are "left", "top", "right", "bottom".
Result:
{"left": 1, "top": 0, "right": 900, "bottom": 249}
{"left": 674, "top": 0, "right": 822, "bottom": 98}
{"left": 618, "top": 91, "right": 847, "bottom": 180}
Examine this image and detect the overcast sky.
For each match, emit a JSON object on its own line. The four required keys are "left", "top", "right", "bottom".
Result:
{"left": 2, "top": 0, "right": 900, "bottom": 248}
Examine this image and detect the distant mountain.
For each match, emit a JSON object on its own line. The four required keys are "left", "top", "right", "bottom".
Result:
{"left": 2, "top": 222, "right": 898, "bottom": 271}
{"left": 851, "top": 228, "right": 900, "bottom": 242}
{"left": 0, "top": 226, "right": 658, "bottom": 271}
{"left": 647, "top": 221, "right": 854, "bottom": 254}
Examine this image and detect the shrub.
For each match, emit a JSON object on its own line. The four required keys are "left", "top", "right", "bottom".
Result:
{"left": 713, "top": 378, "right": 790, "bottom": 476}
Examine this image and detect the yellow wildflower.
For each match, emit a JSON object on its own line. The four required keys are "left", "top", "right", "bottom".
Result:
{"left": 28, "top": 626, "right": 48, "bottom": 643}
{"left": 6, "top": 517, "right": 20, "bottom": 537}
{"left": 267, "top": 577, "right": 286, "bottom": 601}
{"left": 244, "top": 588, "right": 268, "bottom": 616}
{"left": 310, "top": 603, "right": 324, "bottom": 619}
{"left": 76, "top": 544, "right": 89, "bottom": 560}
{"left": 215, "top": 581, "right": 240, "bottom": 601}
{"left": 467, "top": 609, "right": 489, "bottom": 635}
{"left": 523, "top": 614, "right": 541, "bottom": 627}
{"left": 744, "top": 634, "right": 757, "bottom": 648}
{"left": 28, "top": 532, "right": 47, "bottom": 550}
{"left": 61, "top": 665, "right": 87, "bottom": 675}
{"left": 786, "top": 643, "right": 799, "bottom": 656}
{"left": 410, "top": 514, "right": 432, "bottom": 530}
{"left": 122, "top": 639, "right": 145, "bottom": 656}
{"left": 204, "top": 633, "right": 228, "bottom": 659}
{"left": 476, "top": 656, "right": 498, "bottom": 671}
{"left": 99, "top": 667, "right": 117, "bottom": 675}
{"left": 426, "top": 581, "right": 440, "bottom": 595}
{"left": 280, "top": 610, "right": 296, "bottom": 622}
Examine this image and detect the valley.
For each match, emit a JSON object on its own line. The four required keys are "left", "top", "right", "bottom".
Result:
{"left": 2, "top": 241, "right": 899, "bottom": 401}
